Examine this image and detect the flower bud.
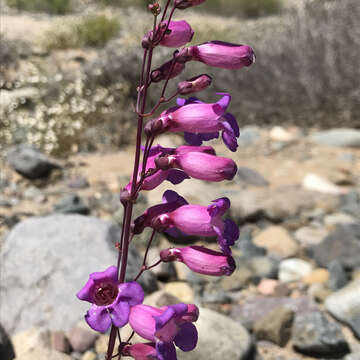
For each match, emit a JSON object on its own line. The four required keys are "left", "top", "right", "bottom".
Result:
{"left": 190, "top": 41, "right": 255, "bottom": 69}
{"left": 144, "top": 118, "right": 165, "bottom": 137}
{"left": 154, "top": 155, "right": 174, "bottom": 170}
{"left": 175, "top": 0, "right": 207, "bottom": 9}
{"left": 123, "top": 343, "right": 157, "bottom": 359}
{"left": 162, "top": 245, "right": 236, "bottom": 276}
{"left": 175, "top": 47, "right": 194, "bottom": 63}
{"left": 151, "top": 60, "right": 185, "bottom": 82}
{"left": 120, "top": 188, "right": 131, "bottom": 205}
{"left": 148, "top": 3, "right": 161, "bottom": 16}
{"left": 177, "top": 74, "right": 212, "bottom": 95}
{"left": 159, "top": 20, "right": 194, "bottom": 48}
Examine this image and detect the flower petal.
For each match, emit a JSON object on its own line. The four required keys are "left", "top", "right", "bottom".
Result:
{"left": 85, "top": 304, "right": 111, "bottom": 333}
{"left": 166, "top": 169, "right": 190, "bottom": 185}
{"left": 109, "top": 300, "right": 130, "bottom": 328}
{"left": 156, "top": 341, "right": 177, "bottom": 360}
{"left": 118, "top": 281, "right": 144, "bottom": 306}
{"left": 174, "top": 322, "right": 198, "bottom": 352}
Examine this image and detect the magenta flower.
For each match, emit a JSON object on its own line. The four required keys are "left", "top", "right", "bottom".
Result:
{"left": 76, "top": 266, "right": 144, "bottom": 333}
{"left": 175, "top": 0, "right": 207, "bottom": 9}
{"left": 189, "top": 41, "right": 255, "bottom": 69}
{"left": 134, "top": 191, "right": 239, "bottom": 254}
{"left": 128, "top": 303, "right": 199, "bottom": 359}
{"left": 166, "top": 151, "right": 238, "bottom": 182}
{"left": 155, "top": 93, "right": 240, "bottom": 151}
{"left": 160, "top": 245, "right": 236, "bottom": 276}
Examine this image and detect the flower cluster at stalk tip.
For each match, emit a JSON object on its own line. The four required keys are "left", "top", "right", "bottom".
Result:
{"left": 76, "top": 0, "right": 254, "bottom": 359}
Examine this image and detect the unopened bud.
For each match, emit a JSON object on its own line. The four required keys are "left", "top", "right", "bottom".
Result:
{"left": 177, "top": 74, "right": 212, "bottom": 95}
{"left": 150, "top": 214, "right": 171, "bottom": 232}
{"left": 175, "top": 0, "right": 206, "bottom": 10}
{"left": 120, "top": 188, "right": 131, "bottom": 205}
{"left": 151, "top": 60, "right": 185, "bottom": 82}
{"left": 142, "top": 33, "right": 151, "bottom": 49}
{"left": 160, "top": 248, "right": 179, "bottom": 262}
{"left": 148, "top": 3, "right": 161, "bottom": 16}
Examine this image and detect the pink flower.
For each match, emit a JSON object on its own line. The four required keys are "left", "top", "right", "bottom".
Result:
{"left": 160, "top": 245, "right": 236, "bottom": 276}
{"left": 175, "top": 0, "right": 207, "bottom": 9}
{"left": 152, "top": 93, "right": 240, "bottom": 151}
{"left": 123, "top": 343, "right": 157, "bottom": 360}
{"left": 134, "top": 191, "right": 239, "bottom": 254}
{"left": 151, "top": 60, "right": 186, "bottom": 83}
{"left": 189, "top": 41, "right": 255, "bottom": 69}
{"left": 76, "top": 266, "right": 144, "bottom": 333}
{"left": 128, "top": 303, "right": 198, "bottom": 359}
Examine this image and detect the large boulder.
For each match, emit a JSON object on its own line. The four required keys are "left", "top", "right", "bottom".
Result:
{"left": 0, "top": 215, "right": 157, "bottom": 334}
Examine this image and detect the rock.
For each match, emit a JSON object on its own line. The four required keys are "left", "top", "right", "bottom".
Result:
{"left": 257, "top": 341, "right": 301, "bottom": 360}
{"left": 81, "top": 351, "right": 97, "bottom": 360}
{"left": 94, "top": 335, "right": 109, "bottom": 355}
{"left": 325, "top": 279, "right": 360, "bottom": 339}
{"left": 340, "top": 191, "right": 360, "bottom": 219}
{"left": 269, "top": 126, "right": 298, "bottom": 143}
{"left": 238, "top": 126, "right": 260, "bottom": 147}
{"left": 0, "top": 215, "right": 157, "bottom": 334}
{"left": 309, "top": 224, "right": 360, "bottom": 269}
{"left": 292, "top": 311, "right": 350, "bottom": 358}
{"left": 163, "top": 282, "right": 194, "bottom": 303}
{"left": 310, "top": 128, "right": 360, "bottom": 148}
{"left": 303, "top": 268, "right": 329, "bottom": 285}
{"left": 253, "top": 307, "right": 294, "bottom": 346}
{"left": 236, "top": 225, "right": 267, "bottom": 257}
{"left": 0, "top": 87, "right": 39, "bottom": 109}
{"left": 328, "top": 260, "right": 348, "bottom": 291}
{"left": 246, "top": 256, "right": 279, "bottom": 280}
{"left": 294, "top": 226, "right": 328, "bottom": 248}
{"left": 178, "top": 308, "right": 252, "bottom": 360}
{"left": 50, "top": 331, "right": 71, "bottom": 354}
{"left": 23, "top": 186, "right": 46, "bottom": 203}
{"left": 53, "top": 194, "right": 90, "bottom": 215}
{"left": 12, "top": 328, "right": 51, "bottom": 358}
{"left": 15, "top": 347, "right": 72, "bottom": 360}
{"left": 345, "top": 351, "right": 360, "bottom": 360}
{"left": 236, "top": 167, "right": 269, "bottom": 187}
{"left": 257, "top": 279, "right": 279, "bottom": 295}
{"left": 68, "top": 326, "right": 98, "bottom": 353}
{"left": 144, "top": 290, "right": 180, "bottom": 307}
{"left": 307, "top": 283, "right": 332, "bottom": 303}
{"left": 220, "top": 265, "right": 252, "bottom": 291}
{"left": 279, "top": 258, "right": 313, "bottom": 282}
{"left": 0, "top": 324, "right": 15, "bottom": 360}
{"left": 6, "top": 144, "right": 60, "bottom": 179}
{"left": 67, "top": 176, "right": 89, "bottom": 189}
{"left": 324, "top": 213, "right": 357, "bottom": 226}
{"left": 254, "top": 226, "right": 300, "bottom": 259}
{"left": 302, "top": 173, "right": 346, "bottom": 195}
{"left": 231, "top": 297, "right": 317, "bottom": 330}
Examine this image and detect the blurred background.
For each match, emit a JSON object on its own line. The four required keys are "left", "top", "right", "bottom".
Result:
{"left": 1, "top": 1, "right": 360, "bottom": 360}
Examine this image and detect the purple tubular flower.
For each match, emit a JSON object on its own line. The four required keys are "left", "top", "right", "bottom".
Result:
{"left": 160, "top": 246, "right": 236, "bottom": 276}
{"left": 189, "top": 41, "right": 255, "bottom": 70}
{"left": 76, "top": 266, "right": 144, "bottom": 333}
{"left": 171, "top": 151, "right": 237, "bottom": 182}
{"left": 159, "top": 93, "right": 240, "bottom": 151}
{"left": 160, "top": 20, "right": 194, "bottom": 48}
{"left": 129, "top": 303, "right": 198, "bottom": 359}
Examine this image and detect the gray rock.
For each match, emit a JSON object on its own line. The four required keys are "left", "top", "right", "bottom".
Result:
{"left": 68, "top": 326, "right": 98, "bottom": 353}
{"left": 279, "top": 258, "right": 313, "bottom": 282}
{"left": 246, "top": 256, "right": 279, "bottom": 280}
{"left": 309, "top": 224, "right": 360, "bottom": 269}
{"left": 6, "top": 144, "right": 60, "bottom": 179}
{"left": 292, "top": 311, "right": 350, "bottom": 358}
{"left": 50, "top": 331, "right": 71, "bottom": 354}
{"left": 0, "top": 324, "right": 15, "bottom": 360}
{"left": 236, "top": 167, "right": 269, "bottom": 187}
{"left": 328, "top": 260, "right": 348, "bottom": 291}
{"left": 53, "top": 194, "right": 90, "bottom": 215}
{"left": 231, "top": 297, "right": 317, "bottom": 330}
{"left": 178, "top": 308, "right": 252, "bottom": 360}
{"left": 0, "top": 215, "right": 157, "bottom": 334}
{"left": 66, "top": 176, "right": 89, "bottom": 189}
{"left": 310, "top": 128, "right": 360, "bottom": 148}
{"left": 253, "top": 307, "right": 294, "bottom": 347}
{"left": 238, "top": 126, "right": 260, "bottom": 147}
{"left": 340, "top": 191, "right": 360, "bottom": 219}
{"left": 325, "top": 279, "right": 360, "bottom": 339}
{"left": 235, "top": 225, "right": 267, "bottom": 257}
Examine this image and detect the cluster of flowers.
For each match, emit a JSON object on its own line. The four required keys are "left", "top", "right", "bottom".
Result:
{"left": 77, "top": 1, "right": 254, "bottom": 359}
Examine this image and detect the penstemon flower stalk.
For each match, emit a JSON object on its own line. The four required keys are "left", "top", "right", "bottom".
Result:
{"left": 76, "top": 1, "right": 254, "bottom": 359}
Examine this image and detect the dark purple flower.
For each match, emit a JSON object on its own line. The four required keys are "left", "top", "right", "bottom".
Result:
{"left": 129, "top": 303, "right": 198, "bottom": 359}
{"left": 76, "top": 266, "right": 144, "bottom": 333}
